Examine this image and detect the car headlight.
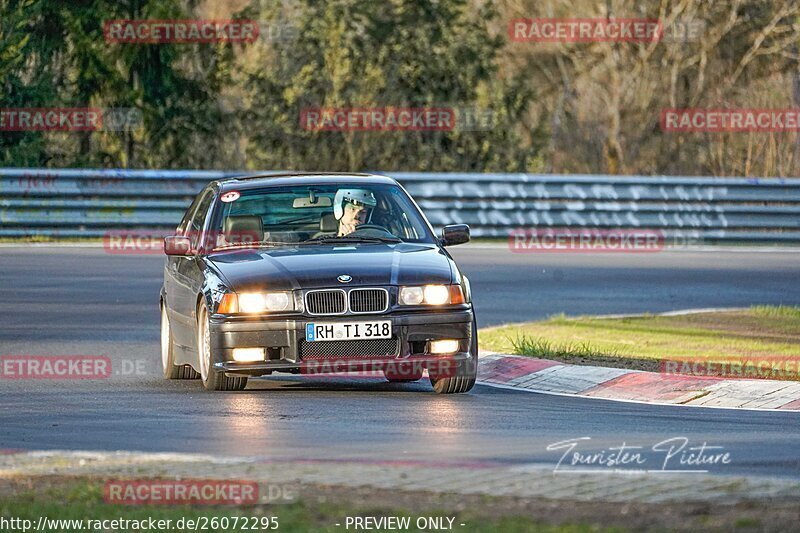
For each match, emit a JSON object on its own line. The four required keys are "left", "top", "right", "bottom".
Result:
{"left": 398, "top": 284, "right": 465, "bottom": 306}
{"left": 217, "top": 291, "right": 294, "bottom": 313}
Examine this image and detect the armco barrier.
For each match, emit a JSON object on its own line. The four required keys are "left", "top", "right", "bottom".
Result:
{"left": 1, "top": 168, "right": 799, "bottom": 242}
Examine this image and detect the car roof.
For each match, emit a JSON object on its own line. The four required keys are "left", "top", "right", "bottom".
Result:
{"left": 215, "top": 172, "right": 399, "bottom": 192}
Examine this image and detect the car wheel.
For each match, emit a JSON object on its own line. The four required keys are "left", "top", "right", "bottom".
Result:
{"left": 161, "top": 303, "right": 199, "bottom": 380}
{"left": 429, "top": 317, "right": 478, "bottom": 394}
{"left": 197, "top": 304, "right": 247, "bottom": 391}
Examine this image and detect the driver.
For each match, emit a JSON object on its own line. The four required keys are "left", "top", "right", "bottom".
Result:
{"left": 333, "top": 188, "right": 377, "bottom": 236}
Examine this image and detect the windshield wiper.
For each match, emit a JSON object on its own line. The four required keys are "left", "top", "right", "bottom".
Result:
{"left": 301, "top": 236, "right": 402, "bottom": 245}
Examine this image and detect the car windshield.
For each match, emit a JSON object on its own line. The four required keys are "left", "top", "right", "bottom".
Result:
{"left": 210, "top": 183, "right": 436, "bottom": 249}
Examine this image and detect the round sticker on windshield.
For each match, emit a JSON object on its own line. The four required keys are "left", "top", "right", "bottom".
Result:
{"left": 221, "top": 191, "right": 240, "bottom": 203}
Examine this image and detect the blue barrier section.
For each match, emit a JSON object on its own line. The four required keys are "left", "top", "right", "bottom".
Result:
{"left": 1, "top": 169, "right": 799, "bottom": 242}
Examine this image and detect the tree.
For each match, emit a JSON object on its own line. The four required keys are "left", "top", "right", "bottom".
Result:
{"left": 0, "top": 0, "right": 233, "bottom": 168}
{"left": 505, "top": 0, "right": 800, "bottom": 176}
{"left": 236, "top": 0, "right": 544, "bottom": 172}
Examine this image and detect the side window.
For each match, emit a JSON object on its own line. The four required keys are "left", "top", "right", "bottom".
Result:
{"left": 188, "top": 190, "right": 215, "bottom": 247}
{"left": 177, "top": 193, "right": 203, "bottom": 234}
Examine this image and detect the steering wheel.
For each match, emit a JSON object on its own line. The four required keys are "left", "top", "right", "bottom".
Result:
{"left": 349, "top": 224, "right": 398, "bottom": 239}
{"left": 351, "top": 224, "right": 387, "bottom": 232}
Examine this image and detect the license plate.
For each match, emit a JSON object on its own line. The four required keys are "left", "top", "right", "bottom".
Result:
{"left": 305, "top": 321, "right": 391, "bottom": 342}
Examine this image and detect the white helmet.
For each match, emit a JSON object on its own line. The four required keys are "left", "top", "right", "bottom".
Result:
{"left": 333, "top": 188, "right": 377, "bottom": 220}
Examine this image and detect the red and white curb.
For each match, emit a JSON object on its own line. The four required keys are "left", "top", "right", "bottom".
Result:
{"left": 477, "top": 354, "right": 800, "bottom": 411}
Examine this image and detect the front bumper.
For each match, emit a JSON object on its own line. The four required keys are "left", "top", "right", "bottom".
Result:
{"left": 210, "top": 308, "right": 474, "bottom": 376}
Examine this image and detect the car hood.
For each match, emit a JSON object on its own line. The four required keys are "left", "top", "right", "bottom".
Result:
{"left": 205, "top": 243, "right": 455, "bottom": 292}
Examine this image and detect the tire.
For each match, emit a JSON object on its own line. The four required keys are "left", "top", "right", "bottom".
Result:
{"left": 161, "top": 303, "right": 199, "bottom": 380}
{"left": 429, "top": 317, "right": 478, "bottom": 394}
{"left": 197, "top": 304, "right": 247, "bottom": 391}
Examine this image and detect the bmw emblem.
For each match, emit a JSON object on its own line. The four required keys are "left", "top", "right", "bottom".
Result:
{"left": 337, "top": 274, "right": 352, "bottom": 283}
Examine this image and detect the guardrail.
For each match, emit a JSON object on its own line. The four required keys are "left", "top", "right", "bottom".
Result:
{"left": 1, "top": 168, "right": 799, "bottom": 242}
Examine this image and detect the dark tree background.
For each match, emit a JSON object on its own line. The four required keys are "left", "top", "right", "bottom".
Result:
{"left": 1, "top": 0, "right": 798, "bottom": 176}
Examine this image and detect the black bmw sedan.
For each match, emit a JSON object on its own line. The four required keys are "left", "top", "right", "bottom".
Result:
{"left": 160, "top": 173, "right": 477, "bottom": 393}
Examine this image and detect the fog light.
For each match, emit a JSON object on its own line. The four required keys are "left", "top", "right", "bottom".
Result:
{"left": 430, "top": 339, "right": 460, "bottom": 355}
{"left": 232, "top": 347, "right": 265, "bottom": 362}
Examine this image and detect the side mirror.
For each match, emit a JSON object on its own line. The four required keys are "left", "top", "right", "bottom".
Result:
{"left": 164, "top": 235, "right": 192, "bottom": 256}
{"left": 441, "top": 224, "right": 470, "bottom": 247}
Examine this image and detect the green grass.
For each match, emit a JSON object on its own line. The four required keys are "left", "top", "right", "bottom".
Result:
{"left": 509, "top": 336, "right": 620, "bottom": 359}
{"left": 0, "top": 480, "right": 621, "bottom": 533}
{"left": 733, "top": 517, "right": 762, "bottom": 528}
{"left": 751, "top": 304, "right": 800, "bottom": 320}
{"left": 479, "top": 306, "right": 800, "bottom": 373}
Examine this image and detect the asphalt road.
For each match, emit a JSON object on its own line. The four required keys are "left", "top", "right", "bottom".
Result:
{"left": 1, "top": 245, "right": 799, "bottom": 478}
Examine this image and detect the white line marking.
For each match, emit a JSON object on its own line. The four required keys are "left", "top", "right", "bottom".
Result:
{"left": 464, "top": 243, "right": 800, "bottom": 253}
{"left": 553, "top": 469, "right": 709, "bottom": 475}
